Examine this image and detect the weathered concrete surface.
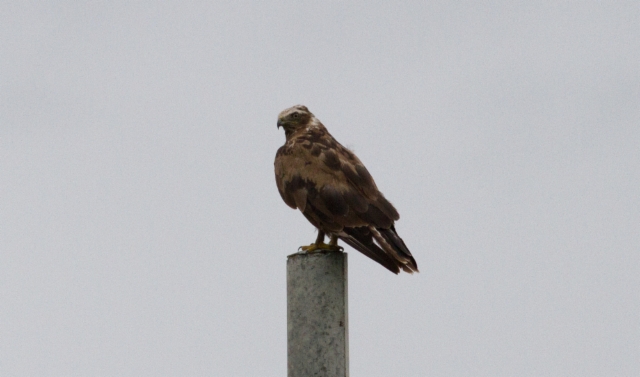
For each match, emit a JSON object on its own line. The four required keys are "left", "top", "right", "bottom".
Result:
{"left": 287, "top": 251, "right": 348, "bottom": 377}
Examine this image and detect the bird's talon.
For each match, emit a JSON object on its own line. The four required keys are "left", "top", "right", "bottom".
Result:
{"left": 298, "top": 242, "right": 343, "bottom": 253}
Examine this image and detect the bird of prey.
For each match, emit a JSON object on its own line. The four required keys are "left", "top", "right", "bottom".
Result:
{"left": 274, "top": 105, "right": 418, "bottom": 274}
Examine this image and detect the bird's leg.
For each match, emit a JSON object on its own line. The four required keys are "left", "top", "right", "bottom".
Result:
{"left": 299, "top": 231, "right": 327, "bottom": 252}
{"left": 299, "top": 231, "right": 343, "bottom": 253}
{"left": 328, "top": 234, "right": 344, "bottom": 252}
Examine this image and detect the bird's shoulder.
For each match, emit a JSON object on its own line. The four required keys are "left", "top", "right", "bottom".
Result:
{"left": 276, "top": 125, "right": 352, "bottom": 171}
{"left": 275, "top": 124, "right": 379, "bottom": 199}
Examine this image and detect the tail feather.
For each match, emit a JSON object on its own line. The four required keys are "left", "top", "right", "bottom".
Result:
{"left": 338, "top": 225, "right": 418, "bottom": 274}
{"left": 379, "top": 226, "right": 418, "bottom": 272}
{"left": 338, "top": 227, "right": 401, "bottom": 274}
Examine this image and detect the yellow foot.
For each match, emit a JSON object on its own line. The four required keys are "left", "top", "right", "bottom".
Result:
{"left": 298, "top": 242, "right": 344, "bottom": 253}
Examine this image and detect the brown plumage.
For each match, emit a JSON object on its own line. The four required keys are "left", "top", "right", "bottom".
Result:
{"left": 274, "top": 105, "right": 418, "bottom": 274}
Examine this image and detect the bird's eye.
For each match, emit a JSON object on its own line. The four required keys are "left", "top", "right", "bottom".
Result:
{"left": 292, "top": 113, "right": 299, "bottom": 118}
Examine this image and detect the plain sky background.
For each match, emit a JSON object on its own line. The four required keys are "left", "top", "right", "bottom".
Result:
{"left": 1, "top": 1, "right": 638, "bottom": 376}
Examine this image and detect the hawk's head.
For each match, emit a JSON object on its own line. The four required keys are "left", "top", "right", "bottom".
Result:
{"left": 277, "top": 105, "right": 313, "bottom": 134}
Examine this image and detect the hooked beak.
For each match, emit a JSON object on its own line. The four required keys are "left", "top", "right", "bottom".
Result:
{"left": 277, "top": 119, "right": 284, "bottom": 129}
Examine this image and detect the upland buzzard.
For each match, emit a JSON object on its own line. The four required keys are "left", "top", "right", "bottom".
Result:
{"left": 274, "top": 105, "right": 418, "bottom": 274}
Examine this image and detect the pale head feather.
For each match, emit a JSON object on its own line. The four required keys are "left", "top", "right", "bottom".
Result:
{"left": 277, "top": 105, "right": 312, "bottom": 121}
{"left": 277, "top": 105, "right": 325, "bottom": 135}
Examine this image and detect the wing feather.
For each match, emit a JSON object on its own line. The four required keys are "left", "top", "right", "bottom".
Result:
{"left": 292, "top": 189, "right": 307, "bottom": 212}
{"left": 319, "top": 186, "right": 349, "bottom": 216}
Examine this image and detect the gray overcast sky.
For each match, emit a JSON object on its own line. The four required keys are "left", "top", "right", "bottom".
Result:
{"left": 1, "top": 1, "right": 638, "bottom": 376}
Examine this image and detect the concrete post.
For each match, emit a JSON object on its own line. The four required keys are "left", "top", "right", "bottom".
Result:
{"left": 287, "top": 250, "right": 349, "bottom": 377}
